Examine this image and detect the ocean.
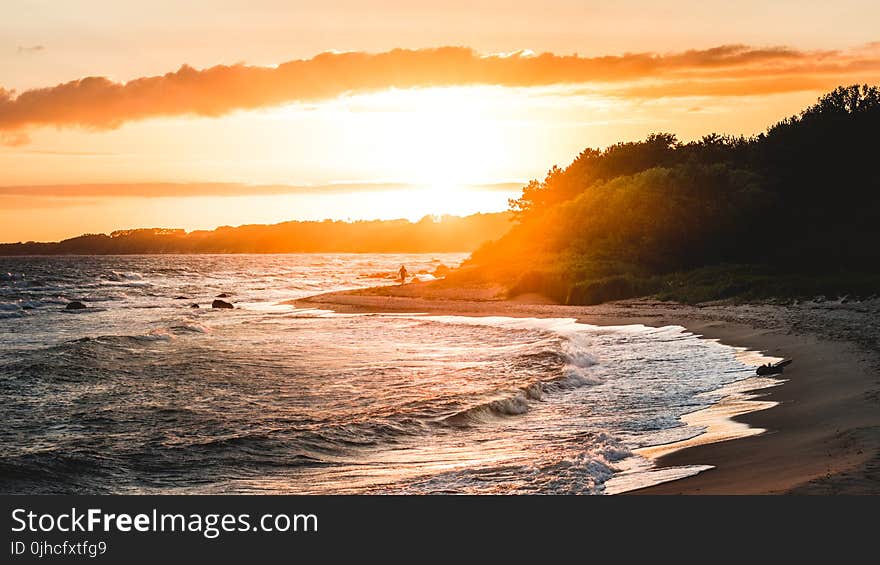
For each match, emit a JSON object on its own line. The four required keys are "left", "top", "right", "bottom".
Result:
{"left": 1, "top": 254, "right": 767, "bottom": 494}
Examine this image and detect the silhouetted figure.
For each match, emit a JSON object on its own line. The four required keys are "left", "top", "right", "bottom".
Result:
{"left": 398, "top": 265, "right": 408, "bottom": 284}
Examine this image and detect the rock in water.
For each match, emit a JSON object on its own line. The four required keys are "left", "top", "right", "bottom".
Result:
{"left": 212, "top": 299, "right": 234, "bottom": 309}
{"left": 65, "top": 301, "right": 87, "bottom": 310}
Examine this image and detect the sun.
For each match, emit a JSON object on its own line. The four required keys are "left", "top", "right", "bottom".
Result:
{"left": 337, "top": 86, "right": 512, "bottom": 187}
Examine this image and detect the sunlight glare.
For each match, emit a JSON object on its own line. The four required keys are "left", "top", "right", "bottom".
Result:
{"left": 326, "top": 86, "right": 513, "bottom": 186}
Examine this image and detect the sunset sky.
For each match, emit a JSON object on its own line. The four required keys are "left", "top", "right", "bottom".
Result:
{"left": 3, "top": 1, "right": 880, "bottom": 241}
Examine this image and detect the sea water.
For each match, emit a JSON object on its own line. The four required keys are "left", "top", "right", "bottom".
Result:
{"left": 0, "top": 254, "right": 763, "bottom": 494}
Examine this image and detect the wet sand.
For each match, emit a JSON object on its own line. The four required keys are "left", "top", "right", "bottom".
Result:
{"left": 293, "top": 282, "right": 880, "bottom": 494}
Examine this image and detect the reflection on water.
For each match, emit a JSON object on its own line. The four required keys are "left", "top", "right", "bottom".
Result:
{"left": 1, "top": 254, "right": 770, "bottom": 494}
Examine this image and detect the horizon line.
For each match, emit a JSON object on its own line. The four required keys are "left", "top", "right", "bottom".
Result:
{"left": 0, "top": 180, "right": 526, "bottom": 199}
{"left": 0, "top": 209, "right": 513, "bottom": 245}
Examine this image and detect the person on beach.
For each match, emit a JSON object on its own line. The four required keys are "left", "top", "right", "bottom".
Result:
{"left": 398, "top": 265, "right": 408, "bottom": 284}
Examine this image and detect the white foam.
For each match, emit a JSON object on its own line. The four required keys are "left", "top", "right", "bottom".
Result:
{"left": 145, "top": 328, "right": 176, "bottom": 340}
{"left": 174, "top": 322, "right": 212, "bottom": 334}
{"left": 415, "top": 315, "right": 650, "bottom": 385}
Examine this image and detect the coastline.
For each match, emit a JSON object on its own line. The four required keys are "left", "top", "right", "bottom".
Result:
{"left": 292, "top": 283, "right": 880, "bottom": 494}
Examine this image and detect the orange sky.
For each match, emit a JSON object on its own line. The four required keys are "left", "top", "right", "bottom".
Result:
{"left": 2, "top": 1, "right": 880, "bottom": 242}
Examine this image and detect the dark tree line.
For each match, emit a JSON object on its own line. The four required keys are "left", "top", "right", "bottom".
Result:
{"left": 0, "top": 213, "right": 512, "bottom": 255}
{"left": 467, "top": 85, "right": 880, "bottom": 302}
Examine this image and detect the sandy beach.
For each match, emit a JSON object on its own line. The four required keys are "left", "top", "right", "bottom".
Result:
{"left": 294, "top": 282, "right": 880, "bottom": 494}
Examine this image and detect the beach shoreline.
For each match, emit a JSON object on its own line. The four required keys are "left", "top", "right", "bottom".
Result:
{"left": 292, "top": 283, "right": 880, "bottom": 494}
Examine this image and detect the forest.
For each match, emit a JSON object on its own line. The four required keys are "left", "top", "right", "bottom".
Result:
{"left": 0, "top": 213, "right": 511, "bottom": 255}
{"left": 458, "top": 85, "right": 880, "bottom": 303}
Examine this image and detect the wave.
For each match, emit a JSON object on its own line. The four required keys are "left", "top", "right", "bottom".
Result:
{"left": 396, "top": 314, "right": 605, "bottom": 423}
{"left": 0, "top": 299, "right": 45, "bottom": 317}
{"left": 443, "top": 383, "right": 544, "bottom": 425}
{"left": 53, "top": 322, "right": 211, "bottom": 347}
{"left": 520, "top": 432, "right": 632, "bottom": 494}
{"left": 88, "top": 323, "right": 215, "bottom": 342}
{"left": 0, "top": 451, "right": 118, "bottom": 495}
{"left": 393, "top": 431, "right": 632, "bottom": 495}
{"left": 105, "top": 271, "right": 144, "bottom": 282}
{"left": 145, "top": 328, "right": 176, "bottom": 340}
{"left": 442, "top": 368, "right": 601, "bottom": 426}
{"left": 169, "top": 322, "right": 212, "bottom": 334}
{"left": 67, "top": 328, "right": 192, "bottom": 347}
{"left": 0, "top": 299, "right": 43, "bottom": 311}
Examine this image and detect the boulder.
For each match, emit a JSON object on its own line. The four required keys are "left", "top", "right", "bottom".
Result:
{"left": 65, "top": 301, "right": 87, "bottom": 310}
{"left": 212, "top": 299, "right": 234, "bottom": 309}
{"left": 190, "top": 303, "right": 200, "bottom": 309}
{"left": 216, "top": 293, "right": 231, "bottom": 298}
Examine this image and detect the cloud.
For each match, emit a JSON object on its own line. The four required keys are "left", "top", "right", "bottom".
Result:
{"left": 608, "top": 76, "right": 858, "bottom": 99}
{"left": 16, "top": 45, "right": 45, "bottom": 55}
{"left": 1, "top": 44, "right": 878, "bottom": 139}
